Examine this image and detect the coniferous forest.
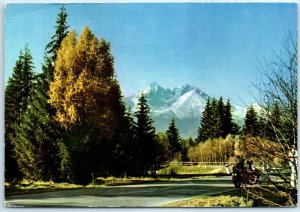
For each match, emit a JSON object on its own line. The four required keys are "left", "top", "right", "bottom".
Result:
{"left": 5, "top": 5, "right": 297, "bottom": 196}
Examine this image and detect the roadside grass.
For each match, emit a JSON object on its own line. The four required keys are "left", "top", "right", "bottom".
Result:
{"left": 5, "top": 180, "right": 83, "bottom": 196}
{"left": 5, "top": 177, "right": 172, "bottom": 196}
{"left": 162, "top": 186, "right": 295, "bottom": 207}
{"left": 5, "top": 165, "right": 228, "bottom": 196}
{"left": 157, "top": 164, "right": 227, "bottom": 175}
{"left": 93, "top": 176, "right": 171, "bottom": 186}
{"left": 163, "top": 194, "right": 253, "bottom": 207}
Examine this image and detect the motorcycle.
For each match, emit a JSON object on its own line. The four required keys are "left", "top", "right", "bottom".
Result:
{"left": 232, "top": 166, "right": 260, "bottom": 188}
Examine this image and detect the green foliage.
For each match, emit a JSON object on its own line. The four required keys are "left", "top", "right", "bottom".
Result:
{"left": 166, "top": 118, "right": 181, "bottom": 159}
{"left": 243, "top": 105, "right": 260, "bottom": 136}
{"left": 5, "top": 46, "right": 35, "bottom": 181}
{"left": 45, "top": 6, "right": 69, "bottom": 61}
{"left": 134, "top": 94, "right": 163, "bottom": 175}
{"left": 263, "top": 102, "right": 283, "bottom": 141}
{"left": 12, "top": 56, "right": 63, "bottom": 182}
{"left": 9, "top": 7, "right": 70, "bottom": 182}
{"left": 196, "top": 97, "right": 239, "bottom": 143}
{"left": 156, "top": 132, "right": 171, "bottom": 162}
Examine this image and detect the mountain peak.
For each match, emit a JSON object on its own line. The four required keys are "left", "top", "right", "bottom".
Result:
{"left": 181, "top": 83, "right": 194, "bottom": 89}
{"left": 150, "top": 82, "right": 159, "bottom": 87}
{"left": 149, "top": 82, "right": 161, "bottom": 90}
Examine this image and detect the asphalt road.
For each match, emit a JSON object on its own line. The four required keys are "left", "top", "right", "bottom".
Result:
{"left": 5, "top": 176, "right": 236, "bottom": 207}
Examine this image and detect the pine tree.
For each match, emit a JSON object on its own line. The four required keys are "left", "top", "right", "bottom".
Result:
{"left": 264, "top": 102, "right": 282, "bottom": 141}
{"left": 196, "top": 97, "right": 212, "bottom": 142}
{"left": 166, "top": 118, "right": 181, "bottom": 159}
{"left": 217, "top": 97, "right": 225, "bottom": 137}
{"left": 243, "top": 105, "right": 259, "bottom": 136}
{"left": 12, "top": 55, "right": 63, "bottom": 181}
{"left": 10, "top": 8, "right": 70, "bottom": 182}
{"left": 197, "top": 97, "right": 239, "bottom": 143}
{"left": 5, "top": 46, "right": 35, "bottom": 181}
{"left": 134, "top": 94, "right": 161, "bottom": 175}
{"left": 257, "top": 114, "right": 268, "bottom": 138}
{"left": 210, "top": 97, "right": 219, "bottom": 138}
{"left": 46, "top": 6, "right": 69, "bottom": 61}
{"left": 223, "top": 99, "right": 239, "bottom": 136}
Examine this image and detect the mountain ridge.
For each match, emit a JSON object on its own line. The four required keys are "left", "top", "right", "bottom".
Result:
{"left": 124, "top": 83, "right": 247, "bottom": 138}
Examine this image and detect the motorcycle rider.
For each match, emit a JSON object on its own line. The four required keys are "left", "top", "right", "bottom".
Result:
{"left": 235, "top": 155, "right": 245, "bottom": 170}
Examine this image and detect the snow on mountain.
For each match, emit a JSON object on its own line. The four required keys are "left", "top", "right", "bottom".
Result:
{"left": 126, "top": 83, "right": 208, "bottom": 118}
{"left": 125, "top": 83, "right": 248, "bottom": 138}
{"left": 171, "top": 89, "right": 207, "bottom": 118}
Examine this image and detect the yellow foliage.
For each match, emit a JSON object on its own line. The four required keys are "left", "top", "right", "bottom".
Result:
{"left": 187, "top": 135, "right": 235, "bottom": 162}
{"left": 238, "top": 136, "right": 287, "bottom": 167}
{"left": 49, "top": 26, "right": 119, "bottom": 131}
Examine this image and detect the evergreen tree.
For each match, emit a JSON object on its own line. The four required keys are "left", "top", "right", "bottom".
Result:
{"left": 12, "top": 55, "right": 63, "bottom": 181}
{"left": 156, "top": 132, "right": 170, "bottom": 162}
{"left": 196, "top": 97, "right": 212, "bottom": 142}
{"left": 223, "top": 99, "right": 239, "bottom": 136}
{"left": 197, "top": 97, "right": 239, "bottom": 143}
{"left": 165, "top": 118, "right": 181, "bottom": 159}
{"left": 45, "top": 6, "right": 69, "bottom": 61}
{"left": 5, "top": 46, "right": 35, "bottom": 181}
{"left": 117, "top": 108, "right": 138, "bottom": 175}
{"left": 10, "top": 7, "right": 70, "bottom": 182}
{"left": 266, "top": 102, "right": 282, "bottom": 141}
{"left": 210, "top": 98, "right": 219, "bottom": 138}
{"left": 216, "top": 97, "right": 225, "bottom": 137}
{"left": 134, "top": 94, "right": 161, "bottom": 175}
{"left": 257, "top": 114, "right": 268, "bottom": 138}
{"left": 243, "top": 105, "right": 260, "bottom": 136}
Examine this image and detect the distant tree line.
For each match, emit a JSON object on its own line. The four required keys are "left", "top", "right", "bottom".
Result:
{"left": 196, "top": 97, "right": 239, "bottom": 142}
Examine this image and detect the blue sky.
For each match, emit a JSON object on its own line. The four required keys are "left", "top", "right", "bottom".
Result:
{"left": 5, "top": 3, "right": 297, "bottom": 106}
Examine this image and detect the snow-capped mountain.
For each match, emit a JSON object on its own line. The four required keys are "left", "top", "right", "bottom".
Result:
{"left": 125, "top": 83, "right": 246, "bottom": 138}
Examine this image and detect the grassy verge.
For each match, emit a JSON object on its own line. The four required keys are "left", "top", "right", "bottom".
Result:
{"left": 94, "top": 176, "right": 171, "bottom": 186}
{"left": 157, "top": 164, "right": 227, "bottom": 175}
{"left": 5, "top": 177, "right": 171, "bottom": 196}
{"left": 164, "top": 195, "right": 253, "bottom": 207}
{"left": 162, "top": 186, "right": 296, "bottom": 207}
{"left": 5, "top": 180, "right": 83, "bottom": 197}
{"left": 5, "top": 165, "right": 227, "bottom": 197}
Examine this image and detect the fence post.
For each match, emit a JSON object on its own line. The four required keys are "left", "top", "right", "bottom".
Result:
{"left": 225, "top": 163, "right": 230, "bottom": 174}
{"left": 289, "top": 145, "right": 298, "bottom": 188}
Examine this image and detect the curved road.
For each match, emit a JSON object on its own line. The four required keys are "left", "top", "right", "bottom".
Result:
{"left": 5, "top": 176, "right": 236, "bottom": 207}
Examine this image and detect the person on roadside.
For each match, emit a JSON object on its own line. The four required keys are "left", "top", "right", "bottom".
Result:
{"left": 235, "top": 155, "right": 245, "bottom": 170}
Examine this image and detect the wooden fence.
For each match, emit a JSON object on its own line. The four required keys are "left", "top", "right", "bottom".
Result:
{"left": 165, "top": 161, "right": 236, "bottom": 166}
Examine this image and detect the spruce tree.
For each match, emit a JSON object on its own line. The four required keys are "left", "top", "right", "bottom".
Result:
{"left": 134, "top": 94, "right": 160, "bottom": 175}
{"left": 217, "top": 97, "right": 225, "bottom": 137}
{"left": 243, "top": 105, "right": 260, "bottom": 136}
{"left": 196, "top": 97, "right": 211, "bottom": 142}
{"left": 10, "top": 7, "right": 70, "bottom": 182}
{"left": 5, "top": 46, "right": 35, "bottom": 181}
{"left": 223, "top": 99, "right": 239, "bottom": 136}
{"left": 46, "top": 6, "right": 69, "bottom": 61}
{"left": 210, "top": 97, "right": 219, "bottom": 138}
{"left": 12, "top": 55, "right": 63, "bottom": 181}
{"left": 266, "top": 102, "right": 282, "bottom": 141}
{"left": 166, "top": 118, "right": 181, "bottom": 159}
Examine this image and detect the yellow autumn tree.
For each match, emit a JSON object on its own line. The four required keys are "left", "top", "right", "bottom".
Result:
{"left": 48, "top": 26, "right": 131, "bottom": 183}
{"left": 49, "top": 27, "right": 121, "bottom": 136}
